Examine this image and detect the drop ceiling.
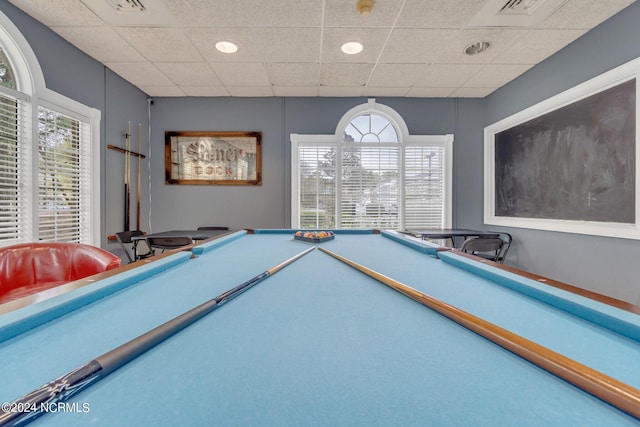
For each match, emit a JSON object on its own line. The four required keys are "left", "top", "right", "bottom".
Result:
{"left": 7, "top": 0, "right": 636, "bottom": 98}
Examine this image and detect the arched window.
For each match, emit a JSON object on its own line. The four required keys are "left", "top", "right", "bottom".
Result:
{"left": 0, "top": 11, "right": 101, "bottom": 246}
{"left": 0, "top": 47, "right": 16, "bottom": 89}
{"left": 291, "top": 99, "right": 453, "bottom": 230}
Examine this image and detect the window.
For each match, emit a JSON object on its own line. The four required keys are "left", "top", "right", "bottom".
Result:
{"left": 0, "top": 12, "right": 101, "bottom": 247}
{"left": 291, "top": 99, "right": 453, "bottom": 230}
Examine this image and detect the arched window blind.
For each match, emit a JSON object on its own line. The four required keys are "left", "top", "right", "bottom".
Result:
{"left": 0, "top": 12, "right": 101, "bottom": 247}
{"left": 291, "top": 99, "right": 453, "bottom": 230}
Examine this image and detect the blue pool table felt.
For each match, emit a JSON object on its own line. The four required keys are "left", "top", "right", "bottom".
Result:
{"left": 1, "top": 230, "right": 639, "bottom": 426}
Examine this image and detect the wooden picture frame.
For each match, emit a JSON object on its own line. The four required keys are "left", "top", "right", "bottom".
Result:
{"left": 165, "top": 131, "right": 262, "bottom": 186}
{"left": 484, "top": 58, "right": 640, "bottom": 239}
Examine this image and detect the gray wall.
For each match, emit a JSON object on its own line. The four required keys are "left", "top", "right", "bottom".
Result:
{"left": 4, "top": 1, "right": 640, "bottom": 304}
{"left": 149, "top": 97, "right": 462, "bottom": 230}
{"left": 479, "top": 2, "right": 640, "bottom": 304}
{"left": 0, "top": 2, "right": 151, "bottom": 261}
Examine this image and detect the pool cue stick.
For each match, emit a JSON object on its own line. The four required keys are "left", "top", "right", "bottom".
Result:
{"left": 136, "top": 123, "right": 142, "bottom": 231}
{"left": 317, "top": 247, "right": 640, "bottom": 420}
{"left": 124, "top": 122, "right": 131, "bottom": 231}
{"left": 0, "top": 246, "right": 316, "bottom": 427}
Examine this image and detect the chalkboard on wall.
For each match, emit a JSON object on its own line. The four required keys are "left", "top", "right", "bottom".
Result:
{"left": 494, "top": 79, "right": 635, "bottom": 223}
{"left": 484, "top": 58, "right": 640, "bottom": 239}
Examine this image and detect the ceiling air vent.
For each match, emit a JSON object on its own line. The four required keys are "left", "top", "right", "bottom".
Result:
{"left": 468, "top": 0, "right": 568, "bottom": 27}
{"left": 107, "top": 0, "right": 146, "bottom": 13}
{"left": 499, "top": 0, "right": 545, "bottom": 15}
{"left": 81, "top": 0, "right": 171, "bottom": 25}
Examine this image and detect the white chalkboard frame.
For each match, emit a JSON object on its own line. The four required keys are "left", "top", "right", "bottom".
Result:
{"left": 484, "top": 57, "right": 640, "bottom": 239}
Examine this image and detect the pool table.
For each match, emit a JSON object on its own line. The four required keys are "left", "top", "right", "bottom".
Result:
{"left": 1, "top": 229, "right": 639, "bottom": 426}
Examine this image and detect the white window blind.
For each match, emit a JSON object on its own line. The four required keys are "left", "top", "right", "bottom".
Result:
{"left": 37, "top": 106, "right": 88, "bottom": 242}
{"left": 404, "top": 146, "right": 445, "bottom": 229}
{"left": 292, "top": 100, "right": 452, "bottom": 231}
{"left": 298, "top": 145, "right": 336, "bottom": 228}
{"left": 340, "top": 145, "right": 399, "bottom": 229}
{"left": 0, "top": 93, "right": 31, "bottom": 244}
{"left": 0, "top": 12, "right": 101, "bottom": 248}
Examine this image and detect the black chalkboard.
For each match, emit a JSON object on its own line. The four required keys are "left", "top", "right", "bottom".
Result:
{"left": 494, "top": 79, "right": 635, "bottom": 223}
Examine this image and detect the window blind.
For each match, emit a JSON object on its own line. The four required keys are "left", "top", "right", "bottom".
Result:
{"left": 298, "top": 144, "right": 336, "bottom": 228}
{"left": 37, "top": 106, "right": 88, "bottom": 242}
{"left": 404, "top": 146, "right": 445, "bottom": 229}
{"left": 292, "top": 103, "right": 451, "bottom": 231}
{"left": 340, "top": 145, "right": 399, "bottom": 229}
{"left": 0, "top": 93, "right": 30, "bottom": 244}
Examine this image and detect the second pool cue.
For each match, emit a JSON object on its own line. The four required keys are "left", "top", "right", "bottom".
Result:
{"left": 318, "top": 246, "right": 640, "bottom": 420}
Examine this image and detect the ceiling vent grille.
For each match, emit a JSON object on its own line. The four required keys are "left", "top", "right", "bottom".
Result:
{"left": 499, "top": 0, "right": 544, "bottom": 15}
{"left": 81, "top": 0, "right": 171, "bottom": 25}
{"left": 468, "top": 0, "right": 567, "bottom": 27}
{"left": 106, "top": 0, "right": 146, "bottom": 13}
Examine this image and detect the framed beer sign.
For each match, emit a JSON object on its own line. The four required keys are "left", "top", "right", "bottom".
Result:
{"left": 165, "top": 131, "right": 262, "bottom": 185}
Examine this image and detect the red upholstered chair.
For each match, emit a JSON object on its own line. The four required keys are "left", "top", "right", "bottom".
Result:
{"left": 0, "top": 242, "right": 121, "bottom": 304}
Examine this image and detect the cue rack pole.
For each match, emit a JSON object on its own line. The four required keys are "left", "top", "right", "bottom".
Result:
{"left": 318, "top": 247, "right": 640, "bottom": 421}
{"left": 0, "top": 246, "right": 316, "bottom": 427}
{"left": 136, "top": 123, "right": 142, "bottom": 231}
{"left": 124, "top": 122, "right": 131, "bottom": 232}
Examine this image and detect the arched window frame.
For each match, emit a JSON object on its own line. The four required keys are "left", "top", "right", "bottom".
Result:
{"left": 0, "top": 10, "right": 101, "bottom": 246}
{"left": 291, "top": 99, "right": 453, "bottom": 230}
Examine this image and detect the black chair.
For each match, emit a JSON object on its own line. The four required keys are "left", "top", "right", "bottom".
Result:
{"left": 494, "top": 232, "right": 512, "bottom": 264}
{"left": 146, "top": 236, "right": 193, "bottom": 254}
{"left": 460, "top": 237, "right": 504, "bottom": 263}
{"left": 197, "top": 226, "right": 229, "bottom": 230}
{"left": 115, "top": 230, "right": 153, "bottom": 263}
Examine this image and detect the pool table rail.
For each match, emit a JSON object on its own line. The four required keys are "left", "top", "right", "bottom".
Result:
{"left": 441, "top": 250, "right": 640, "bottom": 342}
{"left": 319, "top": 246, "right": 640, "bottom": 421}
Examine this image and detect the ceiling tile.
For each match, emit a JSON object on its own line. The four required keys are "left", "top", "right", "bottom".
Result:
{"left": 114, "top": 27, "right": 202, "bottom": 62}
{"left": 52, "top": 26, "right": 144, "bottom": 62}
{"left": 433, "top": 28, "right": 529, "bottom": 64}
{"left": 378, "top": 29, "right": 461, "bottom": 64}
{"left": 368, "top": 64, "right": 422, "bottom": 87}
{"left": 412, "top": 64, "right": 484, "bottom": 87}
{"left": 362, "top": 86, "right": 410, "bottom": 97}
{"left": 8, "top": 0, "right": 635, "bottom": 98}
{"left": 181, "top": 86, "right": 230, "bottom": 97}
{"left": 212, "top": 63, "right": 271, "bottom": 86}
{"left": 492, "top": 29, "right": 587, "bottom": 64}
{"left": 321, "top": 27, "right": 390, "bottom": 63}
{"left": 106, "top": 61, "right": 173, "bottom": 86}
{"left": 163, "top": 0, "right": 249, "bottom": 28}
{"left": 8, "top": 0, "right": 102, "bottom": 26}
{"left": 540, "top": 0, "right": 636, "bottom": 29}
{"left": 186, "top": 28, "right": 263, "bottom": 63}
{"left": 406, "top": 87, "right": 456, "bottom": 97}
{"left": 323, "top": 0, "right": 403, "bottom": 27}
{"left": 253, "top": 28, "right": 321, "bottom": 63}
{"left": 320, "top": 63, "right": 374, "bottom": 87}
{"left": 241, "top": 0, "right": 323, "bottom": 28}
{"left": 154, "top": 62, "right": 221, "bottom": 86}
{"left": 273, "top": 86, "right": 319, "bottom": 97}
{"left": 464, "top": 64, "right": 533, "bottom": 87}
{"left": 396, "top": 0, "right": 487, "bottom": 28}
{"left": 266, "top": 63, "right": 320, "bottom": 86}
{"left": 450, "top": 87, "right": 496, "bottom": 97}
{"left": 318, "top": 86, "right": 364, "bottom": 97}
{"left": 226, "top": 86, "right": 274, "bottom": 97}
{"left": 140, "top": 85, "right": 187, "bottom": 97}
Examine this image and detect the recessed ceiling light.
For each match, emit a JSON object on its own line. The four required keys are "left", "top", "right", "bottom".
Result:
{"left": 216, "top": 41, "right": 238, "bottom": 54}
{"left": 341, "top": 42, "right": 363, "bottom": 55}
{"left": 464, "top": 41, "right": 492, "bottom": 55}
